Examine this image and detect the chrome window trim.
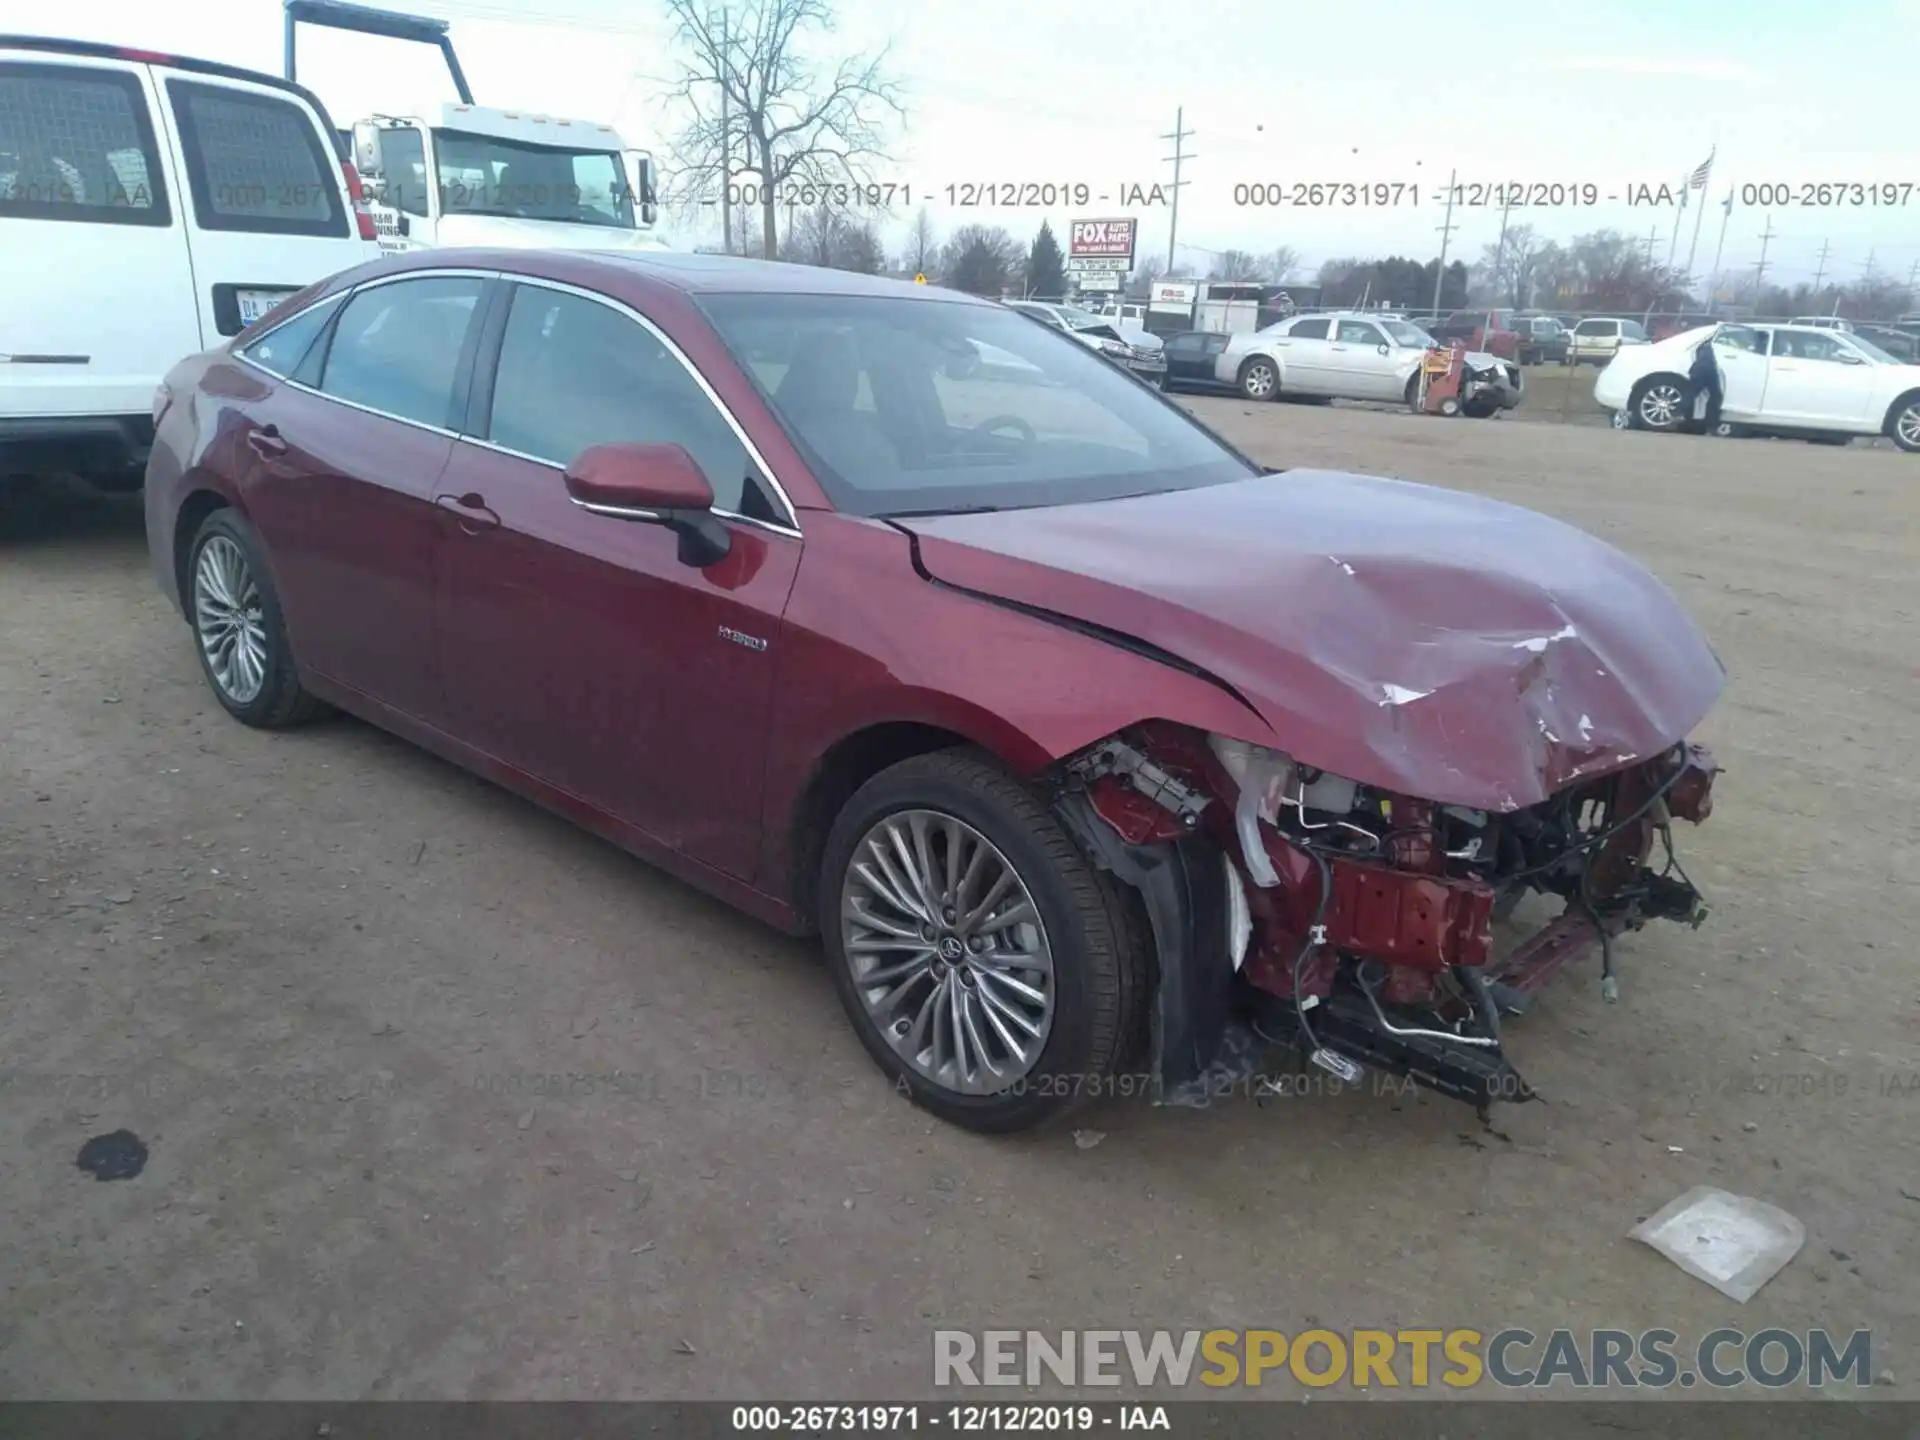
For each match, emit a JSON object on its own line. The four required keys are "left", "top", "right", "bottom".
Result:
{"left": 231, "top": 266, "right": 499, "bottom": 439}
{"left": 496, "top": 274, "right": 802, "bottom": 535}
{"left": 230, "top": 265, "right": 804, "bottom": 538}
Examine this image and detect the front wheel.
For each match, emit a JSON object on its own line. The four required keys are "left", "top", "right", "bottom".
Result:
{"left": 819, "top": 749, "right": 1146, "bottom": 1133}
{"left": 1239, "top": 356, "right": 1279, "bottom": 401}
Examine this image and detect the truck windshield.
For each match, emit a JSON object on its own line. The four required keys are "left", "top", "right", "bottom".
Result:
{"left": 432, "top": 130, "right": 634, "bottom": 227}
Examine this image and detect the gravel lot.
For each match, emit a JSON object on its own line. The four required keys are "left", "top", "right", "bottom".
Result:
{"left": 2, "top": 403, "right": 1915, "bottom": 1402}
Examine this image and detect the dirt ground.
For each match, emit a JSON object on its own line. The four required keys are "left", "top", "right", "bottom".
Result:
{"left": 2, "top": 403, "right": 1915, "bottom": 1403}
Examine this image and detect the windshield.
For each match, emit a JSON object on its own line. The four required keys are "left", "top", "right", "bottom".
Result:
{"left": 1847, "top": 334, "right": 1901, "bottom": 364}
{"left": 1621, "top": 319, "right": 1649, "bottom": 340}
{"left": 1058, "top": 306, "right": 1106, "bottom": 329}
{"left": 700, "top": 293, "right": 1258, "bottom": 518}
{"left": 431, "top": 130, "right": 634, "bottom": 227}
{"left": 1382, "top": 320, "right": 1432, "bottom": 347}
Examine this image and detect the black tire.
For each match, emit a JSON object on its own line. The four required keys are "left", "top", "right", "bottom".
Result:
{"left": 1404, "top": 373, "right": 1421, "bottom": 410}
{"left": 1238, "top": 356, "right": 1280, "bottom": 401}
{"left": 186, "top": 508, "right": 328, "bottom": 728}
{"left": 1627, "top": 374, "right": 1689, "bottom": 432}
{"left": 818, "top": 748, "right": 1147, "bottom": 1133}
{"left": 1883, "top": 392, "right": 1920, "bottom": 453}
{"left": 1462, "top": 398, "right": 1497, "bottom": 419}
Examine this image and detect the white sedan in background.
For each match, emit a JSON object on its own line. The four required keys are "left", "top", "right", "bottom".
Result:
{"left": 1595, "top": 323, "right": 1920, "bottom": 451}
{"left": 1187, "top": 312, "right": 1524, "bottom": 413}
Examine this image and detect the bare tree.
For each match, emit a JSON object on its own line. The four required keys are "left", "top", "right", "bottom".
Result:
{"left": 941, "top": 223, "right": 1021, "bottom": 296}
{"left": 1264, "top": 245, "right": 1300, "bottom": 284}
{"left": 665, "top": 0, "right": 904, "bottom": 259}
{"left": 901, "top": 204, "right": 938, "bottom": 276}
{"left": 1208, "top": 248, "right": 1260, "bottom": 281}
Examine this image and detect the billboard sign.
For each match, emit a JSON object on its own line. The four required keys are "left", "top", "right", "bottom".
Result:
{"left": 1069, "top": 217, "right": 1137, "bottom": 260}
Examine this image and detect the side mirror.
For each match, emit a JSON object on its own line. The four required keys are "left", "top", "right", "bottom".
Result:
{"left": 351, "top": 122, "right": 385, "bottom": 182}
{"left": 564, "top": 442, "right": 732, "bottom": 568}
{"left": 1378, "top": 343, "right": 1390, "bottom": 355}
{"left": 1837, "top": 352, "right": 1865, "bottom": 365}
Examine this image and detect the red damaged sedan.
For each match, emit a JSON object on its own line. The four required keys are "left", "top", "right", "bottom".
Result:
{"left": 145, "top": 250, "right": 1723, "bottom": 1132}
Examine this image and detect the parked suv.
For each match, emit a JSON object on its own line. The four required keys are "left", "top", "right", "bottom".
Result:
{"left": 1514, "top": 314, "right": 1570, "bottom": 365}
{"left": 1568, "top": 316, "right": 1650, "bottom": 365}
{"left": 1, "top": 35, "right": 379, "bottom": 491}
{"left": 1428, "top": 309, "right": 1522, "bottom": 362}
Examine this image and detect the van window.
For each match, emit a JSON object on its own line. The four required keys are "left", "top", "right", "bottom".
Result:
{"left": 166, "top": 79, "right": 346, "bottom": 237}
{"left": 319, "top": 276, "right": 484, "bottom": 428}
{"left": 0, "top": 62, "right": 169, "bottom": 225}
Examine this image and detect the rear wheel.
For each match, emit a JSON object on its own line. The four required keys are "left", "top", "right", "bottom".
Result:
{"left": 1628, "top": 375, "right": 1688, "bottom": 431}
{"left": 1239, "top": 356, "right": 1279, "bottom": 401}
{"left": 819, "top": 749, "right": 1146, "bottom": 1133}
{"left": 187, "top": 509, "right": 328, "bottom": 728}
{"left": 1885, "top": 393, "right": 1920, "bottom": 452}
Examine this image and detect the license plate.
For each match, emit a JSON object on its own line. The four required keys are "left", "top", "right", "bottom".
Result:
{"left": 236, "top": 288, "right": 296, "bottom": 326}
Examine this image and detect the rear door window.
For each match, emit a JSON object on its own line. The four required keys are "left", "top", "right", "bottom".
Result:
{"left": 318, "top": 276, "right": 484, "bottom": 428}
{"left": 1287, "top": 317, "right": 1330, "bottom": 339}
{"left": 240, "top": 293, "right": 343, "bottom": 377}
{"left": 0, "top": 61, "right": 169, "bottom": 225}
{"left": 166, "top": 79, "right": 345, "bottom": 237}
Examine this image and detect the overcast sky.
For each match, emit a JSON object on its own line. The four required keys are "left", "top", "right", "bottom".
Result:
{"left": 9, "top": 0, "right": 1919, "bottom": 287}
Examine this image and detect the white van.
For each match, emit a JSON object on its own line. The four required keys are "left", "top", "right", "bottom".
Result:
{"left": 1, "top": 35, "right": 380, "bottom": 489}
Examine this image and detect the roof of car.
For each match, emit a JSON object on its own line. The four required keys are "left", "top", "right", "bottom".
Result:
{"left": 578, "top": 250, "right": 969, "bottom": 299}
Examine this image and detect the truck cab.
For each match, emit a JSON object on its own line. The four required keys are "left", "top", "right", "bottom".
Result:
{"left": 351, "top": 106, "right": 664, "bottom": 254}
{"left": 285, "top": 0, "right": 663, "bottom": 255}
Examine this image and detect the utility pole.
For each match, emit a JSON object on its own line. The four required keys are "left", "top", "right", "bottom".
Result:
{"left": 1161, "top": 107, "right": 1194, "bottom": 272}
{"left": 1490, "top": 191, "right": 1514, "bottom": 305}
{"left": 1643, "top": 225, "right": 1661, "bottom": 264}
{"left": 1752, "top": 217, "right": 1777, "bottom": 295}
{"left": 717, "top": 6, "right": 732, "bottom": 255}
{"left": 1429, "top": 168, "right": 1458, "bottom": 317}
{"left": 1705, "top": 188, "right": 1733, "bottom": 315}
{"left": 1812, "top": 238, "right": 1830, "bottom": 293}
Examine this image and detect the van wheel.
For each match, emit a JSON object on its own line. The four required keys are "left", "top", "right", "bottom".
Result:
{"left": 1238, "top": 356, "right": 1279, "bottom": 401}
{"left": 819, "top": 749, "right": 1147, "bottom": 1134}
{"left": 187, "top": 510, "right": 328, "bottom": 728}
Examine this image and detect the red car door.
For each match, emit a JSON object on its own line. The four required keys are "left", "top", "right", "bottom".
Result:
{"left": 237, "top": 272, "right": 487, "bottom": 724}
{"left": 432, "top": 279, "right": 802, "bottom": 878}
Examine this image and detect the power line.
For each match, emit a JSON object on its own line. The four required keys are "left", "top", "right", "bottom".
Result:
{"left": 1161, "top": 106, "right": 1194, "bottom": 272}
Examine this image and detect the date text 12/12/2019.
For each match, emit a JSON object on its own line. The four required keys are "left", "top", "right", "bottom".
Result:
{"left": 699, "top": 181, "right": 1175, "bottom": 209}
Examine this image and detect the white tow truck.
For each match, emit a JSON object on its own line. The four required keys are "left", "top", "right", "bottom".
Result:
{"left": 284, "top": 0, "right": 666, "bottom": 255}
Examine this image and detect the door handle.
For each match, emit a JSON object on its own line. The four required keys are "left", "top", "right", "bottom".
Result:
{"left": 245, "top": 424, "right": 286, "bottom": 458}
{"left": 435, "top": 491, "right": 500, "bottom": 533}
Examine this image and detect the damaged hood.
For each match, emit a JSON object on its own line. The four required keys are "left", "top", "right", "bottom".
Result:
{"left": 899, "top": 471, "right": 1724, "bottom": 811}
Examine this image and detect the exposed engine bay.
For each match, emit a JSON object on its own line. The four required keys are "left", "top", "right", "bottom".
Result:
{"left": 1052, "top": 720, "right": 1721, "bottom": 1113}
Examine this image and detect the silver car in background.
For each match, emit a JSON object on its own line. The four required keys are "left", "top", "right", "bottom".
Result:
{"left": 1196, "top": 312, "right": 1524, "bottom": 412}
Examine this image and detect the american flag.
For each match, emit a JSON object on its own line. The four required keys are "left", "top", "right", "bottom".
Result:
{"left": 1688, "top": 149, "right": 1716, "bottom": 189}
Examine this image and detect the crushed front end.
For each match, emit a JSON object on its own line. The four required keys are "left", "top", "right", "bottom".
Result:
{"left": 1053, "top": 721, "right": 1721, "bottom": 1114}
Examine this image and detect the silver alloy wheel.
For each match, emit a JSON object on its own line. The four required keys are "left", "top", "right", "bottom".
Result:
{"left": 193, "top": 534, "right": 268, "bottom": 704}
{"left": 1897, "top": 402, "right": 1920, "bottom": 450}
{"left": 1611, "top": 407, "right": 1630, "bottom": 429}
{"left": 1636, "top": 381, "right": 1685, "bottom": 429}
{"left": 1243, "top": 360, "right": 1277, "bottom": 399}
{"left": 840, "top": 808, "right": 1054, "bottom": 1096}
